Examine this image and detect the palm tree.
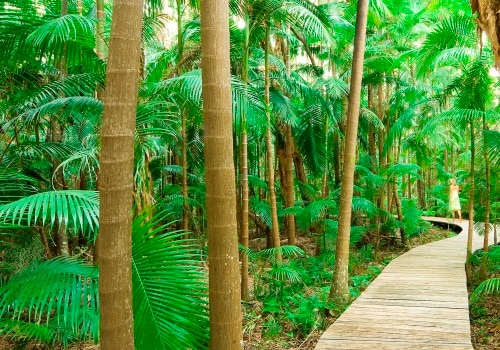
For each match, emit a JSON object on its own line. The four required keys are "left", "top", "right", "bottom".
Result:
{"left": 97, "top": 0, "right": 144, "bottom": 347}
{"left": 200, "top": 0, "right": 243, "bottom": 347}
{"left": 329, "top": 0, "right": 369, "bottom": 303}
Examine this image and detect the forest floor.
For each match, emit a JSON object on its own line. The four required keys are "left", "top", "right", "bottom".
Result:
{"left": 0, "top": 227, "right": 497, "bottom": 350}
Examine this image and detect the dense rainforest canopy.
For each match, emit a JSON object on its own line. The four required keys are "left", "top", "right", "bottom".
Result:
{"left": 0, "top": 0, "right": 499, "bottom": 348}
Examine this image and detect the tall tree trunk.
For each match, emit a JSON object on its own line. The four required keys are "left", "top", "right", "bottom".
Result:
{"left": 393, "top": 184, "right": 406, "bottom": 246}
{"left": 264, "top": 20, "right": 281, "bottom": 259}
{"left": 481, "top": 117, "right": 491, "bottom": 278}
{"left": 240, "top": 13, "right": 250, "bottom": 301}
{"left": 97, "top": 0, "right": 144, "bottom": 347}
{"left": 293, "top": 149, "right": 312, "bottom": 203}
{"left": 329, "top": 0, "right": 368, "bottom": 303}
{"left": 200, "top": 0, "right": 243, "bottom": 346}
{"left": 466, "top": 121, "right": 475, "bottom": 283}
{"left": 181, "top": 111, "right": 189, "bottom": 233}
{"left": 333, "top": 131, "right": 341, "bottom": 187}
{"left": 282, "top": 33, "right": 296, "bottom": 246}
{"left": 96, "top": 0, "right": 106, "bottom": 62}
{"left": 54, "top": 0, "right": 69, "bottom": 257}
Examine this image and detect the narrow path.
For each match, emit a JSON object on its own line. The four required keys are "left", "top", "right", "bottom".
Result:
{"left": 315, "top": 218, "right": 493, "bottom": 350}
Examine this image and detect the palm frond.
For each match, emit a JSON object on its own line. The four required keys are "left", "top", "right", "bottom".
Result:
{"left": 402, "top": 198, "right": 428, "bottom": 237}
{"left": 0, "top": 167, "right": 40, "bottom": 203}
{"left": 0, "top": 190, "right": 99, "bottom": 240}
{"left": 267, "top": 263, "right": 302, "bottom": 284}
{"left": 416, "top": 14, "right": 475, "bottom": 76}
{"left": 484, "top": 129, "right": 500, "bottom": 170}
{"left": 0, "top": 257, "right": 99, "bottom": 346}
{"left": 19, "top": 96, "right": 102, "bottom": 129}
{"left": 350, "top": 225, "right": 367, "bottom": 246}
{"left": 259, "top": 245, "right": 305, "bottom": 261}
{"left": 360, "top": 107, "right": 384, "bottom": 130}
{"left": 473, "top": 278, "right": 500, "bottom": 297}
{"left": 250, "top": 198, "right": 272, "bottom": 229}
{"left": 27, "top": 14, "right": 96, "bottom": 66}
{"left": 132, "top": 212, "right": 209, "bottom": 350}
{"left": 352, "top": 197, "right": 378, "bottom": 217}
{"left": 383, "top": 163, "right": 422, "bottom": 181}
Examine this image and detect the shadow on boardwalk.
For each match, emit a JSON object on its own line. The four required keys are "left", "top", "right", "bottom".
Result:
{"left": 315, "top": 217, "right": 493, "bottom": 350}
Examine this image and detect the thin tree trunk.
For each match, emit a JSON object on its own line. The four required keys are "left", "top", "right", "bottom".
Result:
{"left": 393, "top": 184, "right": 406, "bottom": 246}
{"left": 333, "top": 131, "right": 341, "bottom": 187}
{"left": 54, "top": 0, "right": 69, "bottom": 257}
{"left": 97, "top": 0, "right": 144, "bottom": 347}
{"left": 282, "top": 34, "right": 296, "bottom": 246}
{"left": 466, "top": 121, "right": 475, "bottom": 283}
{"left": 200, "top": 0, "right": 243, "bottom": 346}
{"left": 329, "top": 0, "right": 368, "bottom": 303}
{"left": 264, "top": 20, "right": 281, "bottom": 259}
{"left": 96, "top": 0, "right": 105, "bottom": 62}
{"left": 481, "top": 117, "right": 491, "bottom": 278}
{"left": 181, "top": 111, "right": 189, "bottom": 233}
{"left": 240, "top": 13, "right": 250, "bottom": 301}
{"left": 293, "top": 148, "right": 312, "bottom": 203}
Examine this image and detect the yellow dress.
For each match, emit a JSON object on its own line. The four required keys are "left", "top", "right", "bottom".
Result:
{"left": 449, "top": 188, "right": 460, "bottom": 211}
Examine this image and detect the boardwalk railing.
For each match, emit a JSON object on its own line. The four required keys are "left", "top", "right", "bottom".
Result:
{"left": 315, "top": 218, "right": 492, "bottom": 350}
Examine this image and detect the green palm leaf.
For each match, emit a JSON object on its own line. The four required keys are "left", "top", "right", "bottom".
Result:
{"left": 483, "top": 129, "right": 500, "bottom": 170}
{"left": 473, "top": 278, "right": 500, "bottom": 297}
{"left": 0, "top": 167, "right": 39, "bottom": 203}
{"left": 0, "top": 190, "right": 99, "bottom": 240}
{"left": 0, "top": 257, "right": 99, "bottom": 346}
{"left": 132, "top": 212, "right": 209, "bottom": 350}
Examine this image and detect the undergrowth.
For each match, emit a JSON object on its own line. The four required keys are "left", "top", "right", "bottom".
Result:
{"left": 243, "top": 226, "right": 454, "bottom": 349}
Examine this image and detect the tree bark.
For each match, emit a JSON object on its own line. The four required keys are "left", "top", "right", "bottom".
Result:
{"left": 282, "top": 33, "right": 296, "bottom": 246}
{"left": 329, "top": 0, "right": 368, "bottom": 304}
{"left": 97, "top": 0, "right": 144, "bottom": 347}
{"left": 181, "top": 111, "right": 189, "bottom": 233}
{"left": 481, "top": 117, "right": 491, "bottom": 278}
{"left": 200, "top": 0, "right": 243, "bottom": 346}
{"left": 466, "top": 121, "right": 475, "bottom": 283}
{"left": 240, "top": 14, "right": 250, "bottom": 301}
{"left": 264, "top": 20, "right": 282, "bottom": 259}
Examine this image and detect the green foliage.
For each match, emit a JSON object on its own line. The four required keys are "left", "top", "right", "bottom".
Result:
{"left": 0, "top": 257, "right": 99, "bottom": 347}
{"left": 132, "top": 211, "right": 209, "bottom": 350}
{"left": 0, "top": 190, "right": 99, "bottom": 241}
{"left": 0, "top": 210, "right": 209, "bottom": 349}
{"left": 402, "top": 198, "right": 429, "bottom": 237}
{"left": 0, "top": 224, "right": 44, "bottom": 277}
{"left": 473, "top": 278, "right": 500, "bottom": 297}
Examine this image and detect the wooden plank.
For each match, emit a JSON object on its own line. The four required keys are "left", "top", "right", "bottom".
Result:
{"left": 315, "top": 219, "right": 495, "bottom": 350}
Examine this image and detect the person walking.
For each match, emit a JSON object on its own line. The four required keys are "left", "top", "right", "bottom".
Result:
{"left": 449, "top": 178, "right": 462, "bottom": 222}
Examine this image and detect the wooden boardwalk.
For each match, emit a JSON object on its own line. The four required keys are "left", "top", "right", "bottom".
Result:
{"left": 315, "top": 218, "right": 494, "bottom": 350}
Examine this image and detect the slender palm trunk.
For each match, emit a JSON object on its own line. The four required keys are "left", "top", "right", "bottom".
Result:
{"left": 333, "top": 131, "right": 341, "bottom": 187}
{"left": 96, "top": 0, "right": 105, "bottom": 63}
{"left": 393, "top": 184, "right": 406, "bottom": 245}
{"left": 97, "top": 0, "right": 144, "bottom": 347}
{"left": 54, "top": 0, "right": 69, "bottom": 257}
{"left": 200, "top": 0, "right": 243, "bottom": 346}
{"left": 466, "top": 121, "right": 475, "bottom": 282}
{"left": 264, "top": 20, "right": 281, "bottom": 259}
{"left": 481, "top": 116, "right": 491, "bottom": 278}
{"left": 181, "top": 111, "right": 189, "bottom": 233}
{"left": 240, "top": 13, "right": 250, "bottom": 301}
{"left": 329, "top": 0, "right": 368, "bottom": 303}
{"left": 282, "top": 33, "right": 296, "bottom": 246}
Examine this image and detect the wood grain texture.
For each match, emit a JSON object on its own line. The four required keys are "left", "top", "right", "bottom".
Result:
{"left": 316, "top": 218, "right": 495, "bottom": 350}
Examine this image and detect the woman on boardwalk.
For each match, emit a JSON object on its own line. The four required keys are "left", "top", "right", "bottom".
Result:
{"left": 449, "top": 178, "right": 462, "bottom": 222}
